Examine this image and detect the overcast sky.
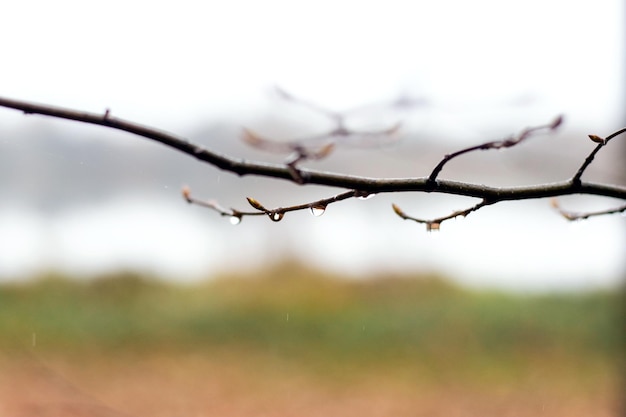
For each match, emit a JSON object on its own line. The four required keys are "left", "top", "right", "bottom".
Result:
{"left": 0, "top": 1, "right": 623, "bottom": 289}
{"left": 1, "top": 1, "right": 623, "bottom": 132}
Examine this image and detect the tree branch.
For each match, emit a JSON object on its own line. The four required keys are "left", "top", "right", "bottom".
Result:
{"left": 427, "top": 115, "right": 563, "bottom": 183}
{"left": 572, "top": 128, "right": 626, "bottom": 184}
{"left": 393, "top": 199, "right": 493, "bottom": 231}
{"left": 1, "top": 95, "right": 624, "bottom": 229}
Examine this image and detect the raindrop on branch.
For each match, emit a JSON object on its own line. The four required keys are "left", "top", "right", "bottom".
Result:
{"left": 426, "top": 222, "right": 440, "bottom": 232}
{"left": 310, "top": 205, "right": 326, "bottom": 217}
{"left": 229, "top": 215, "right": 242, "bottom": 225}
{"left": 269, "top": 212, "right": 284, "bottom": 222}
{"left": 358, "top": 193, "right": 376, "bottom": 201}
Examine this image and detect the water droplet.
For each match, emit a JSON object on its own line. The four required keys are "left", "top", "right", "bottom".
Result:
{"left": 358, "top": 193, "right": 376, "bottom": 200}
{"left": 229, "top": 215, "right": 242, "bottom": 225}
{"left": 426, "top": 222, "right": 440, "bottom": 232}
{"left": 310, "top": 205, "right": 326, "bottom": 217}
{"left": 269, "top": 212, "right": 284, "bottom": 222}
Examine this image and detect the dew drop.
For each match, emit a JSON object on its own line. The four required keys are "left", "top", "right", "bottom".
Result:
{"left": 358, "top": 193, "right": 376, "bottom": 200}
{"left": 269, "top": 212, "right": 284, "bottom": 222}
{"left": 426, "top": 222, "right": 440, "bottom": 232}
{"left": 229, "top": 215, "right": 242, "bottom": 225}
{"left": 310, "top": 205, "right": 326, "bottom": 217}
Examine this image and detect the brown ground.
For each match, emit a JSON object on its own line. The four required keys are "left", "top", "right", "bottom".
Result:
{"left": 0, "top": 350, "right": 620, "bottom": 417}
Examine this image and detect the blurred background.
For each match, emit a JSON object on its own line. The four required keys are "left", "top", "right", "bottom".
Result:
{"left": 0, "top": 1, "right": 624, "bottom": 416}
{"left": 0, "top": 0, "right": 624, "bottom": 290}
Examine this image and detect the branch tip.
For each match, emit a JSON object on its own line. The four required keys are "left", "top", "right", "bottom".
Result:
{"left": 181, "top": 185, "right": 192, "bottom": 202}
{"left": 392, "top": 203, "right": 406, "bottom": 218}
{"left": 241, "top": 128, "right": 263, "bottom": 146}
{"left": 550, "top": 115, "right": 563, "bottom": 130}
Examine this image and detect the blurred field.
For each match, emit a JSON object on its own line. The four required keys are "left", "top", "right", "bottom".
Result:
{"left": 0, "top": 262, "right": 623, "bottom": 416}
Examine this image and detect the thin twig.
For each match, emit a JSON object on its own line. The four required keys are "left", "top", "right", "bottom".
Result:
{"left": 184, "top": 187, "right": 357, "bottom": 223}
{"left": 550, "top": 199, "right": 626, "bottom": 221}
{"left": 244, "top": 87, "right": 406, "bottom": 176}
{"left": 182, "top": 186, "right": 264, "bottom": 224}
{"left": 392, "top": 199, "right": 492, "bottom": 231}
{"left": 572, "top": 127, "right": 626, "bottom": 184}
{"left": 427, "top": 115, "right": 563, "bottom": 183}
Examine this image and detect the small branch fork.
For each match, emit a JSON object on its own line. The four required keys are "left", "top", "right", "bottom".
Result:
{"left": 0, "top": 95, "right": 625, "bottom": 230}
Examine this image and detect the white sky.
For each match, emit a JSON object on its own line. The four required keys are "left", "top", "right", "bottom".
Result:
{"left": 0, "top": 1, "right": 624, "bottom": 289}
{"left": 1, "top": 1, "right": 623, "bottom": 132}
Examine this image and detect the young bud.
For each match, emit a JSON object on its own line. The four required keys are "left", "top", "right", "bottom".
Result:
{"left": 182, "top": 185, "right": 191, "bottom": 202}
{"left": 549, "top": 198, "right": 560, "bottom": 209}
{"left": 588, "top": 134, "right": 606, "bottom": 144}
{"left": 241, "top": 129, "right": 263, "bottom": 146}
{"left": 246, "top": 197, "right": 266, "bottom": 211}
{"left": 392, "top": 203, "right": 405, "bottom": 218}
{"left": 314, "top": 143, "right": 335, "bottom": 159}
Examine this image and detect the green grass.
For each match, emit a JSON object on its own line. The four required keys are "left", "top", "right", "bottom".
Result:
{"left": 0, "top": 262, "right": 622, "bottom": 383}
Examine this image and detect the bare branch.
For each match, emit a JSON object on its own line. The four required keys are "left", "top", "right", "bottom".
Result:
{"left": 428, "top": 115, "right": 563, "bottom": 183}
{"left": 182, "top": 186, "right": 262, "bottom": 224}
{"left": 243, "top": 88, "right": 405, "bottom": 180}
{"left": 0, "top": 95, "right": 625, "bottom": 229}
{"left": 184, "top": 186, "right": 357, "bottom": 223}
{"left": 572, "top": 127, "right": 626, "bottom": 184}
{"left": 550, "top": 198, "right": 626, "bottom": 221}
{"left": 392, "top": 199, "right": 493, "bottom": 231}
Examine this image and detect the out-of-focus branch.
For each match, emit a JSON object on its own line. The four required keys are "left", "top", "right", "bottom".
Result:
{"left": 0, "top": 95, "right": 625, "bottom": 230}
{"left": 550, "top": 199, "right": 626, "bottom": 221}
{"left": 242, "top": 87, "right": 407, "bottom": 181}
